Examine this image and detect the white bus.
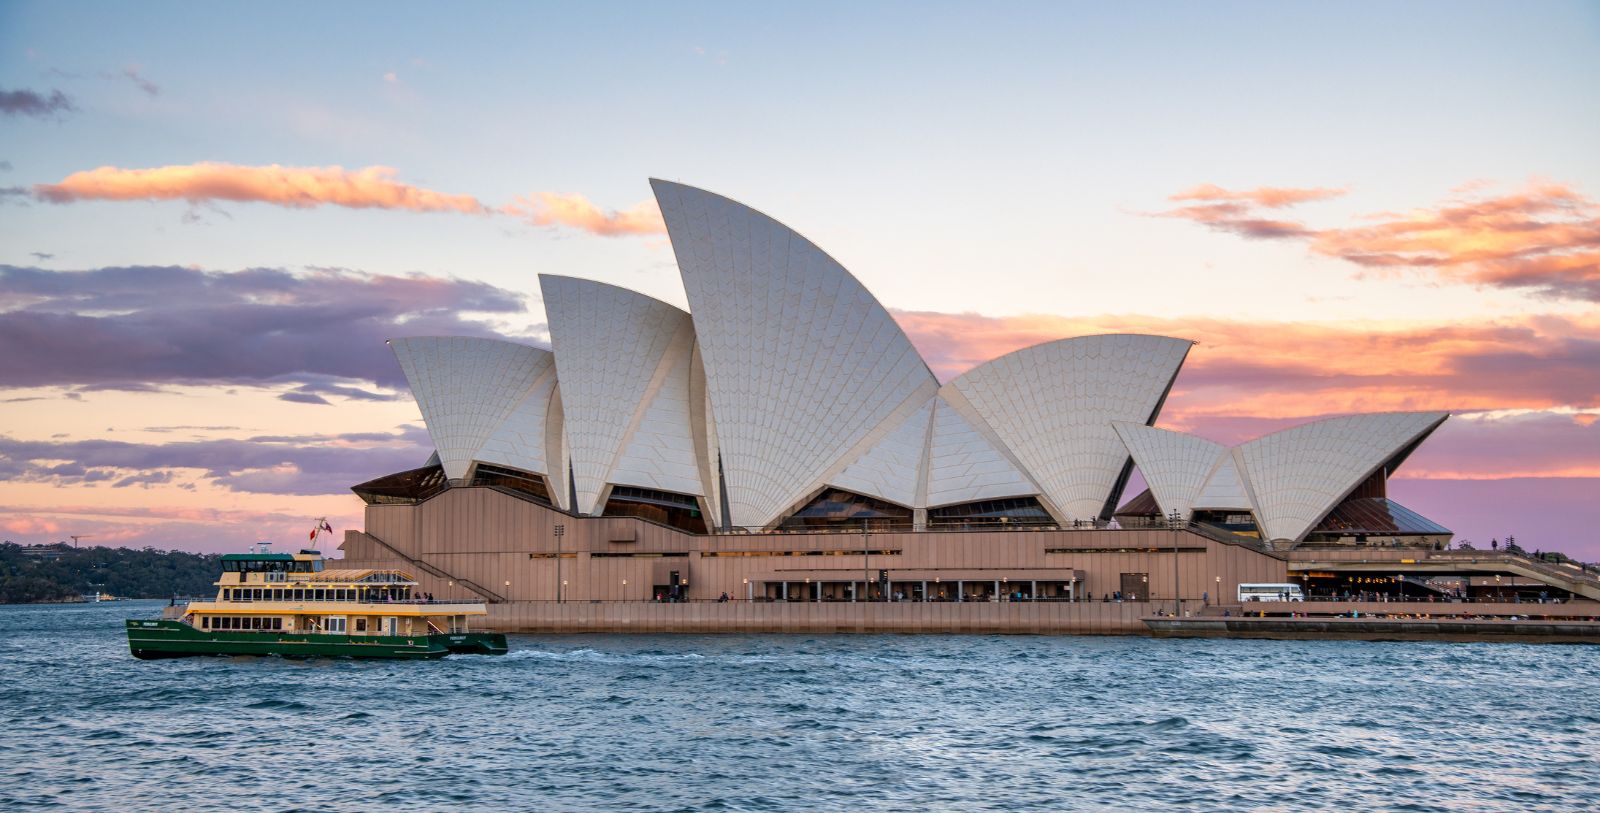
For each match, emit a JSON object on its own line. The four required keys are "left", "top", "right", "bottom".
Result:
{"left": 1238, "top": 583, "right": 1304, "bottom": 603}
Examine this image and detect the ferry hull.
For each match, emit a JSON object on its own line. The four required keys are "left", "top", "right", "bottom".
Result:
{"left": 125, "top": 619, "right": 507, "bottom": 660}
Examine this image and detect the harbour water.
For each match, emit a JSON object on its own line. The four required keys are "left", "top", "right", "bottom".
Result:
{"left": 3, "top": 601, "right": 1597, "bottom": 812}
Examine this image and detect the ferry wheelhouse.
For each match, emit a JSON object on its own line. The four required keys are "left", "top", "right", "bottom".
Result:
{"left": 126, "top": 543, "right": 507, "bottom": 659}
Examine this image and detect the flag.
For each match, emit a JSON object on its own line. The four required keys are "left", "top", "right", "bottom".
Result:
{"left": 321, "top": 521, "right": 333, "bottom": 533}
{"left": 309, "top": 529, "right": 316, "bottom": 541}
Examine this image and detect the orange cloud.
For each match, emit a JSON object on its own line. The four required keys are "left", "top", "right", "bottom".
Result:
{"left": 502, "top": 192, "right": 666, "bottom": 236}
{"left": 1157, "top": 179, "right": 1600, "bottom": 301}
{"left": 1310, "top": 181, "right": 1600, "bottom": 300}
{"left": 35, "top": 163, "right": 489, "bottom": 213}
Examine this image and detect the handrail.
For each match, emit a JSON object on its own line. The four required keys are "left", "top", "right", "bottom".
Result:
{"left": 349, "top": 530, "right": 506, "bottom": 604}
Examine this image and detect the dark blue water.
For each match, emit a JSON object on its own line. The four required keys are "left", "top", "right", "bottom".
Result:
{"left": 3, "top": 601, "right": 1597, "bottom": 812}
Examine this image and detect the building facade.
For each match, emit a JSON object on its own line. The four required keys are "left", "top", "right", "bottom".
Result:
{"left": 338, "top": 180, "right": 1600, "bottom": 632}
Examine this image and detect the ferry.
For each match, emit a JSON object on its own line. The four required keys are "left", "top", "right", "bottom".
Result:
{"left": 125, "top": 538, "right": 507, "bottom": 660}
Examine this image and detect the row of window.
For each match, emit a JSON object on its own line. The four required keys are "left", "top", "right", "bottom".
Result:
{"left": 203, "top": 616, "right": 283, "bottom": 631}
{"left": 202, "top": 616, "right": 371, "bottom": 633}
{"left": 224, "top": 587, "right": 410, "bottom": 602}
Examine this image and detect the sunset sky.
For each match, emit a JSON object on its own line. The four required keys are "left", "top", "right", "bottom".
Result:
{"left": 2, "top": 2, "right": 1597, "bottom": 557}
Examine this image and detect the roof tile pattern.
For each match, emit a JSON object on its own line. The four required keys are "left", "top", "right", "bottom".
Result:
{"left": 1111, "top": 422, "right": 1227, "bottom": 521}
{"left": 475, "top": 363, "right": 560, "bottom": 478}
{"left": 949, "top": 335, "right": 1191, "bottom": 521}
{"left": 1234, "top": 411, "right": 1448, "bottom": 543}
{"left": 827, "top": 398, "right": 934, "bottom": 508}
{"left": 608, "top": 336, "right": 705, "bottom": 498}
{"left": 540, "top": 275, "right": 701, "bottom": 514}
{"left": 389, "top": 337, "right": 552, "bottom": 481}
{"left": 652, "top": 179, "right": 938, "bottom": 527}
{"left": 1193, "top": 454, "right": 1251, "bottom": 511}
{"left": 925, "top": 395, "right": 1039, "bottom": 507}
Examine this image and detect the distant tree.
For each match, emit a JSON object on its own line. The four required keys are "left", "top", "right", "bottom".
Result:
{"left": 0, "top": 543, "right": 221, "bottom": 603}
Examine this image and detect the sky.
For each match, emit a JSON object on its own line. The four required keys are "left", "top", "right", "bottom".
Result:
{"left": 2, "top": 1, "right": 1597, "bottom": 558}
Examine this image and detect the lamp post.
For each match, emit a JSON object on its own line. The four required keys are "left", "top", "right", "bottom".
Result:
{"left": 1214, "top": 575, "right": 1220, "bottom": 606}
{"left": 1168, "top": 508, "right": 1183, "bottom": 615}
{"left": 862, "top": 519, "right": 870, "bottom": 602}
{"left": 553, "top": 523, "right": 565, "bottom": 603}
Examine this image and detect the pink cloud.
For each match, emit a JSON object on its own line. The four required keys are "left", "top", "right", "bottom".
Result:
{"left": 501, "top": 192, "right": 665, "bottom": 236}
{"left": 1156, "top": 179, "right": 1600, "bottom": 301}
{"left": 30, "top": 162, "right": 667, "bottom": 239}
{"left": 1169, "top": 183, "right": 1347, "bottom": 208}
{"left": 35, "top": 163, "right": 490, "bottom": 213}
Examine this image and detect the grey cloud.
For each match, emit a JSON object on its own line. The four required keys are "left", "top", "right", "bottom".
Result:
{"left": 278, "top": 391, "right": 333, "bottom": 406}
{"left": 0, "top": 428, "right": 431, "bottom": 496}
{"left": 0, "top": 264, "right": 529, "bottom": 392}
{"left": 0, "top": 87, "right": 76, "bottom": 118}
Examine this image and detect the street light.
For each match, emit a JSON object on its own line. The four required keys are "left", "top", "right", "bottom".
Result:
{"left": 1168, "top": 508, "right": 1183, "bottom": 615}
{"left": 553, "top": 523, "right": 566, "bottom": 603}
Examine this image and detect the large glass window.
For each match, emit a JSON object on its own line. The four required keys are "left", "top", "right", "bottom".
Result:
{"left": 776, "top": 489, "right": 912, "bottom": 532}
{"left": 352, "top": 464, "right": 449, "bottom": 505}
{"left": 469, "top": 463, "right": 552, "bottom": 506}
{"left": 603, "top": 486, "right": 709, "bottom": 534}
{"left": 928, "top": 497, "right": 1055, "bottom": 529}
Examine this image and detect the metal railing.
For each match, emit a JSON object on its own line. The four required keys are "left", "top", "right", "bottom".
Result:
{"left": 208, "top": 595, "right": 483, "bottom": 605}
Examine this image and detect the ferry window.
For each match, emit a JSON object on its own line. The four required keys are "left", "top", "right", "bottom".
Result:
{"left": 201, "top": 617, "right": 209, "bottom": 629}
{"left": 253, "top": 589, "right": 263, "bottom": 601}
{"left": 354, "top": 618, "right": 367, "bottom": 632}
{"left": 293, "top": 589, "right": 304, "bottom": 601}
{"left": 313, "top": 589, "right": 325, "bottom": 601}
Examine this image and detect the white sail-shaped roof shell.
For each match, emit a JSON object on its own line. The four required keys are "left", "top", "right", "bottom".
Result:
{"left": 924, "top": 394, "right": 1041, "bottom": 507}
{"left": 947, "top": 335, "right": 1192, "bottom": 522}
{"left": 389, "top": 337, "right": 554, "bottom": 481}
{"left": 652, "top": 179, "right": 940, "bottom": 528}
{"left": 1112, "top": 422, "right": 1227, "bottom": 521}
{"left": 540, "top": 275, "right": 703, "bottom": 515}
{"left": 825, "top": 398, "right": 934, "bottom": 509}
{"left": 1193, "top": 454, "right": 1251, "bottom": 512}
{"left": 1234, "top": 411, "right": 1449, "bottom": 543}
{"left": 476, "top": 361, "right": 561, "bottom": 481}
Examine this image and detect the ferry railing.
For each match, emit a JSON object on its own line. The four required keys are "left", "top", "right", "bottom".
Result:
{"left": 206, "top": 596, "right": 491, "bottom": 606}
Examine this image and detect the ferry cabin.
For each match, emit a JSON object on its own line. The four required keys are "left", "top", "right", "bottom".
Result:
{"left": 181, "top": 550, "right": 486, "bottom": 637}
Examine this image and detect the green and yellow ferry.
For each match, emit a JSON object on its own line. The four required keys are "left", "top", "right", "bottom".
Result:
{"left": 126, "top": 542, "right": 507, "bottom": 660}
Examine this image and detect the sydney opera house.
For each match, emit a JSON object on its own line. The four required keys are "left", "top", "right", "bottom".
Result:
{"left": 340, "top": 180, "right": 1599, "bottom": 634}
